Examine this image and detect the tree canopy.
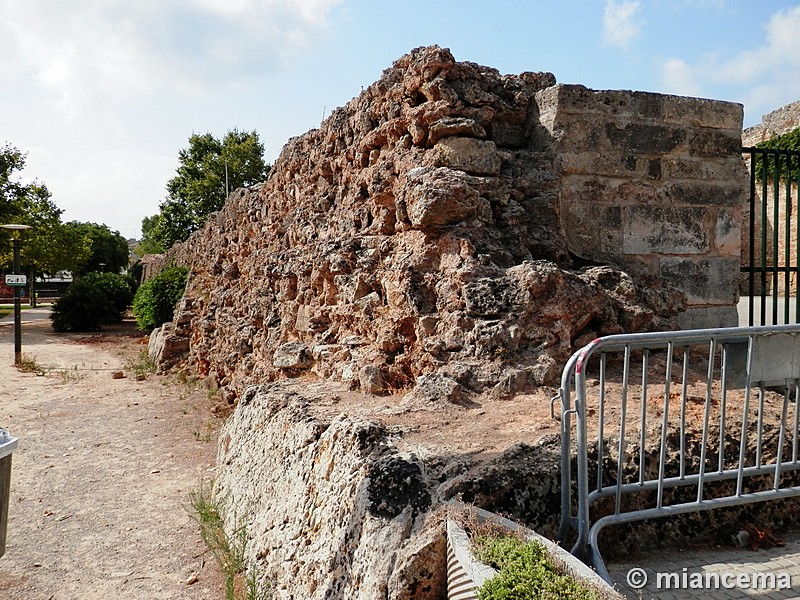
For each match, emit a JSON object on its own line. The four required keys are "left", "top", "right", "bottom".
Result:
{"left": 0, "top": 143, "right": 91, "bottom": 275}
{"left": 141, "top": 129, "right": 270, "bottom": 251}
{"left": 65, "top": 221, "right": 130, "bottom": 275}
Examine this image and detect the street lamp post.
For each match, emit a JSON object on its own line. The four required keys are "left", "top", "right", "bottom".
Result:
{"left": 1, "top": 225, "right": 32, "bottom": 367}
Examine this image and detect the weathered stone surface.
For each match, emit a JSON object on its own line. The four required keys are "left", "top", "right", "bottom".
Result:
{"left": 272, "top": 342, "right": 313, "bottom": 369}
{"left": 147, "top": 323, "right": 189, "bottom": 374}
{"left": 152, "top": 45, "right": 693, "bottom": 405}
{"left": 434, "top": 137, "right": 501, "bottom": 175}
{"left": 660, "top": 257, "right": 740, "bottom": 305}
{"left": 214, "top": 381, "right": 447, "bottom": 600}
{"left": 622, "top": 206, "right": 709, "bottom": 255}
{"left": 402, "top": 374, "right": 464, "bottom": 407}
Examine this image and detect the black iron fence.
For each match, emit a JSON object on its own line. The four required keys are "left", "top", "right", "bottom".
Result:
{"left": 742, "top": 146, "right": 800, "bottom": 326}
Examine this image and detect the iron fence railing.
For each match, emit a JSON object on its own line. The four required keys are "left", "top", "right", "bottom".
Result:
{"left": 555, "top": 325, "right": 800, "bottom": 581}
{"left": 742, "top": 146, "right": 800, "bottom": 325}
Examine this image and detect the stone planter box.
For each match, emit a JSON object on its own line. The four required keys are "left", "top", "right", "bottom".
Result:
{"left": 0, "top": 430, "right": 18, "bottom": 558}
{"left": 446, "top": 505, "right": 623, "bottom": 600}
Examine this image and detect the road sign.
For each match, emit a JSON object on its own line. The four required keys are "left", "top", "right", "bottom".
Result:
{"left": 4, "top": 275, "right": 26, "bottom": 287}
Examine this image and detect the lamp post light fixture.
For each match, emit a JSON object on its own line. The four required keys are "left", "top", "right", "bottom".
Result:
{"left": 1, "top": 224, "right": 32, "bottom": 367}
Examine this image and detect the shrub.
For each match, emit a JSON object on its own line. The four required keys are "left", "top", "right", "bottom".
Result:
{"left": 132, "top": 265, "right": 189, "bottom": 330}
{"left": 81, "top": 271, "right": 134, "bottom": 321}
{"left": 754, "top": 127, "right": 800, "bottom": 182}
{"left": 474, "top": 536, "right": 599, "bottom": 599}
{"left": 50, "top": 280, "right": 117, "bottom": 332}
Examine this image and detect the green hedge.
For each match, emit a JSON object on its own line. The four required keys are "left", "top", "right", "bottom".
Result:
{"left": 132, "top": 266, "right": 189, "bottom": 330}
{"left": 50, "top": 280, "right": 118, "bottom": 332}
{"left": 81, "top": 271, "right": 134, "bottom": 321}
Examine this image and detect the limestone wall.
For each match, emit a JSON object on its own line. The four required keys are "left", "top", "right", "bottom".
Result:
{"left": 155, "top": 46, "right": 749, "bottom": 407}
{"left": 215, "top": 382, "right": 446, "bottom": 599}
{"left": 743, "top": 100, "right": 800, "bottom": 147}
{"left": 537, "top": 85, "right": 746, "bottom": 328}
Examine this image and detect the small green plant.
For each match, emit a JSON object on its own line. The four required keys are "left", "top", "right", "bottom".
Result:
{"left": 473, "top": 536, "right": 599, "bottom": 600}
{"left": 50, "top": 280, "right": 117, "bottom": 332}
{"left": 187, "top": 483, "right": 271, "bottom": 600}
{"left": 192, "top": 421, "right": 216, "bottom": 443}
{"left": 132, "top": 265, "right": 189, "bottom": 330}
{"left": 126, "top": 350, "right": 156, "bottom": 379}
{"left": 17, "top": 354, "right": 45, "bottom": 375}
{"left": 56, "top": 365, "right": 85, "bottom": 382}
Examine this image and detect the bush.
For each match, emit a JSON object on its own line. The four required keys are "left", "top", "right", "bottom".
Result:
{"left": 81, "top": 271, "right": 134, "bottom": 321}
{"left": 474, "top": 536, "right": 599, "bottom": 599}
{"left": 50, "top": 280, "right": 117, "bottom": 332}
{"left": 132, "top": 266, "right": 189, "bottom": 330}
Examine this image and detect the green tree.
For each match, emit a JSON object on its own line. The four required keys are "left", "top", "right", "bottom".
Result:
{"left": 65, "top": 221, "right": 130, "bottom": 275}
{"left": 147, "top": 129, "right": 269, "bottom": 249}
{"left": 132, "top": 265, "right": 189, "bottom": 330}
{"left": 0, "top": 143, "right": 92, "bottom": 300}
{"left": 136, "top": 214, "right": 166, "bottom": 255}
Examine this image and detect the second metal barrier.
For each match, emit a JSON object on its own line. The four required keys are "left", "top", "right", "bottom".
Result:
{"left": 555, "top": 325, "right": 800, "bottom": 581}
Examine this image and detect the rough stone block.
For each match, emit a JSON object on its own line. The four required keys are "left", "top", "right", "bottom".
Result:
{"left": 688, "top": 128, "right": 743, "bottom": 157}
{"left": 661, "top": 157, "right": 746, "bottom": 182}
{"left": 428, "top": 117, "right": 486, "bottom": 145}
{"left": 273, "top": 342, "right": 313, "bottom": 369}
{"left": 604, "top": 123, "right": 687, "bottom": 154}
{"left": 404, "top": 167, "right": 481, "bottom": 229}
{"left": 662, "top": 97, "right": 743, "bottom": 130}
{"left": 434, "top": 137, "right": 501, "bottom": 175}
{"left": 660, "top": 257, "right": 740, "bottom": 305}
{"left": 714, "top": 208, "right": 741, "bottom": 256}
{"left": 665, "top": 182, "right": 744, "bottom": 206}
{"left": 554, "top": 154, "right": 662, "bottom": 180}
{"left": 623, "top": 206, "right": 709, "bottom": 254}
{"left": 359, "top": 365, "right": 385, "bottom": 395}
{"left": 676, "top": 305, "right": 739, "bottom": 329}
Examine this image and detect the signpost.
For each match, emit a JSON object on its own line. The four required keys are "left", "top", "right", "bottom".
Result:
{"left": 1, "top": 224, "right": 31, "bottom": 367}
{"left": 4, "top": 274, "right": 26, "bottom": 287}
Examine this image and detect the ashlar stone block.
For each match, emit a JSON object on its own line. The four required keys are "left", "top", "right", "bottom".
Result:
{"left": 660, "top": 257, "right": 740, "bottom": 305}
{"left": 623, "top": 206, "right": 709, "bottom": 255}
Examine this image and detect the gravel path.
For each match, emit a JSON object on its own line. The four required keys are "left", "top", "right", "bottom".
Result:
{"left": 0, "top": 313, "right": 223, "bottom": 599}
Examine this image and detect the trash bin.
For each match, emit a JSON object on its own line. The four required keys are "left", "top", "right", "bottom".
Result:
{"left": 0, "top": 428, "right": 17, "bottom": 558}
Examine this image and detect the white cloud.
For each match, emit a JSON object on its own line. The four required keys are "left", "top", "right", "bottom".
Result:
{"left": 0, "top": 0, "right": 342, "bottom": 120}
{"left": 661, "top": 58, "right": 705, "bottom": 98}
{"left": 659, "top": 5, "right": 800, "bottom": 119}
{"left": 0, "top": 0, "right": 342, "bottom": 238}
{"left": 603, "top": 0, "right": 644, "bottom": 50}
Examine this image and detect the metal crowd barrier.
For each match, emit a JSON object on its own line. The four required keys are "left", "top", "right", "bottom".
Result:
{"left": 554, "top": 325, "right": 800, "bottom": 582}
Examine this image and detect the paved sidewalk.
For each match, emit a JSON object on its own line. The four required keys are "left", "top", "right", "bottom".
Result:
{"left": 0, "top": 305, "right": 52, "bottom": 325}
{"left": 608, "top": 531, "right": 800, "bottom": 599}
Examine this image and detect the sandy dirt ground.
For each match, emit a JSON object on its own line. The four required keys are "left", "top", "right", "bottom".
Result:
{"left": 0, "top": 308, "right": 224, "bottom": 599}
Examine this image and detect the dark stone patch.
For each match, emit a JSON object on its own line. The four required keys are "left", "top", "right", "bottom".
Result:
{"left": 605, "top": 123, "right": 686, "bottom": 153}
{"left": 367, "top": 453, "right": 431, "bottom": 518}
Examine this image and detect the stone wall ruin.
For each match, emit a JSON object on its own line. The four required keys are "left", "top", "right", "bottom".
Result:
{"left": 155, "top": 45, "right": 747, "bottom": 406}
{"left": 144, "top": 46, "right": 761, "bottom": 597}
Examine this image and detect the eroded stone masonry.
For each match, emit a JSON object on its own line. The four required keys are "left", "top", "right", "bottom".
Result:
{"left": 154, "top": 46, "right": 746, "bottom": 408}
{"left": 144, "top": 46, "right": 757, "bottom": 598}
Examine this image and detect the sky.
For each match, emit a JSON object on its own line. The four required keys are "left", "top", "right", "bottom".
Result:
{"left": 2, "top": 0, "right": 800, "bottom": 240}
